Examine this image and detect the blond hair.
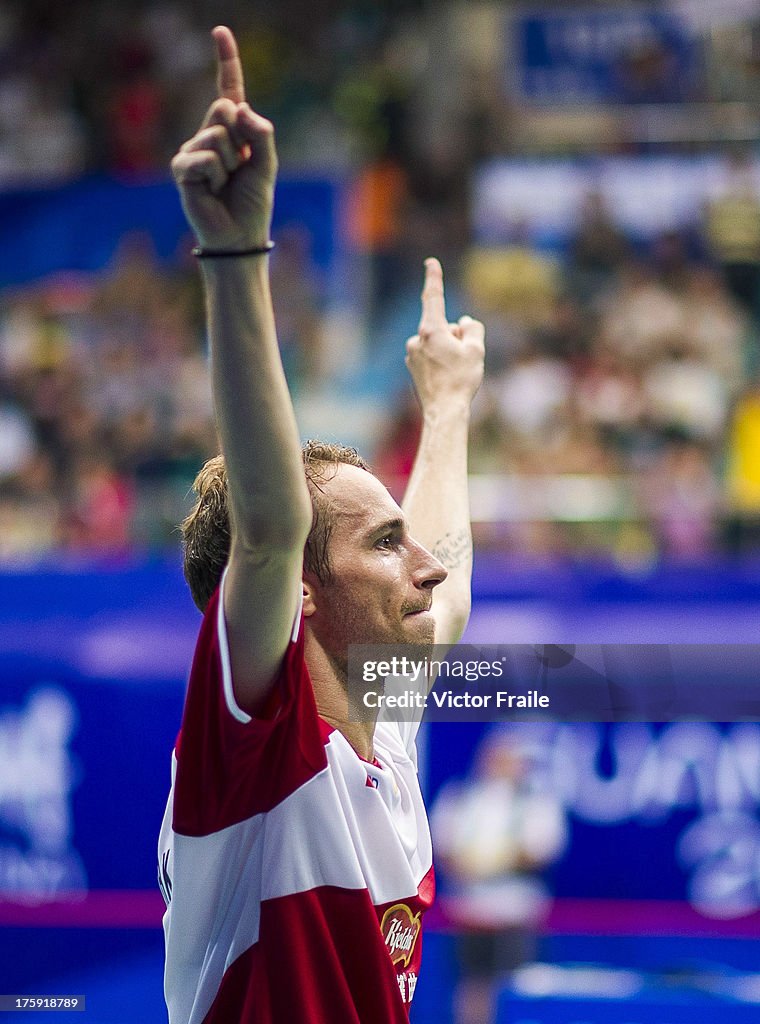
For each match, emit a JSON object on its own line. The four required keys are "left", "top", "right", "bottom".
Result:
{"left": 181, "top": 441, "right": 370, "bottom": 611}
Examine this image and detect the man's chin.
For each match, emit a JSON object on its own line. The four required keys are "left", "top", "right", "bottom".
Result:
{"left": 401, "top": 611, "right": 436, "bottom": 645}
{"left": 356, "top": 613, "right": 436, "bottom": 648}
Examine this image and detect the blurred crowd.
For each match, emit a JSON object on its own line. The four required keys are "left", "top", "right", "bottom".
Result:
{"left": 3, "top": 1, "right": 760, "bottom": 560}
{"left": 457, "top": 174, "right": 760, "bottom": 561}
{"left": 0, "top": 238, "right": 213, "bottom": 554}
{"left": 372, "top": 170, "right": 760, "bottom": 562}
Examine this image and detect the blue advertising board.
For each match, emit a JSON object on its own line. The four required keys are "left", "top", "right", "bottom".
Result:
{"left": 0, "top": 174, "right": 338, "bottom": 288}
{"left": 1, "top": 558, "right": 759, "bottom": 1018}
{"left": 1, "top": 558, "right": 759, "bottom": 920}
{"left": 511, "top": 6, "right": 700, "bottom": 103}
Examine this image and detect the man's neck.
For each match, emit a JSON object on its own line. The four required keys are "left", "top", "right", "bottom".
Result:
{"left": 304, "top": 631, "right": 377, "bottom": 761}
{"left": 317, "top": 712, "right": 375, "bottom": 762}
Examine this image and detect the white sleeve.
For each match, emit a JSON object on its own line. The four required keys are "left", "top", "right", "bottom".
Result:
{"left": 217, "top": 566, "right": 303, "bottom": 724}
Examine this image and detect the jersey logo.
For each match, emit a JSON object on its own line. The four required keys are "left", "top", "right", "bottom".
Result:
{"left": 380, "top": 903, "right": 421, "bottom": 968}
{"left": 365, "top": 774, "right": 379, "bottom": 788}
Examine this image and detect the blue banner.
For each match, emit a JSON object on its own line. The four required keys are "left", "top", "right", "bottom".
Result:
{"left": 427, "top": 720, "right": 760, "bottom": 916}
{"left": 512, "top": 7, "right": 699, "bottom": 103}
{"left": 0, "top": 174, "right": 338, "bottom": 288}
{"left": 1, "top": 559, "right": 759, "bottom": 920}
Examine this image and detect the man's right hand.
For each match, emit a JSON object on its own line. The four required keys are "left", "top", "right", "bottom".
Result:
{"left": 171, "top": 26, "right": 277, "bottom": 251}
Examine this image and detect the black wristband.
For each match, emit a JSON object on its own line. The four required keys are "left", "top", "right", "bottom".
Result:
{"left": 192, "top": 242, "right": 275, "bottom": 258}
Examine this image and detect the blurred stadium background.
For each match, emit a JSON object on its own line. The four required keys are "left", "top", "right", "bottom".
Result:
{"left": 2, "top": 0, "right": 760, "bottom": 1021}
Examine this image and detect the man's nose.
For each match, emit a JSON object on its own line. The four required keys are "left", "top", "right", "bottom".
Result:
{"left": 414, "top": 543, "right": 448, "bottom": 590}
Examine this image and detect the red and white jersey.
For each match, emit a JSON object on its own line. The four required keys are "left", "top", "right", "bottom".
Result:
{"left": 158, "top": 578, "right": 434, "bottom": 1024}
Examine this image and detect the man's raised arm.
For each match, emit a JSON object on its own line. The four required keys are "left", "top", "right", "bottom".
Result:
{"left": 402, "top": 259, "right": 485, "bottom": 648}
{"left": 172, "top": 27, "right": 311, "bottom": 711}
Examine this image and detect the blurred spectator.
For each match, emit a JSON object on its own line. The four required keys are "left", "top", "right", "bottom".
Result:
{"left": 567, "top": 192, "right": 630, "bottom": 305}
{"left": 641, "top": 441, "right": 722, "bottom": 559}
{"left": 709, "top": 17, "right": 760, "bottom": 103}
{"left": 575, "top": 342, "right": 645, "bottom": 453}
{"left": 0, "top": 450, "right": 60, "bottom": 556}
{"left": 490, "top": 344, "right": 572, "bottom": 439}
{"left": 0, "top": 399, "right": 36, "bottom": 480}
{"left": 650, "top": 229, "right": 698, "bottom": 293}
{"left": 642, "top": 340, "right": 729, "bottom": 444}
{"left": 705, "top": 151, "right": 760, "bottom": 324}
{"left": 682, "top": 265, "right": 747, "bottom": 387}
{"left": 432, "top": 731, "right": 566, "bottom": 1024}
{"left": 345, "top": 156, "right": 410, "bottom": 326}
{"left": 61, "top": 454, "right": 134, "bottom": 552}
{"left": 533, "top": 295, "right": 590, "bottom": 364}
{"left": 106, "top": 34, "right": 167, "bottom": 173}
{"left": 725, "top": 380, "right": 760, "bottom": 551}
{"left": 269, "top": 227, "right": 327, "bottom": 390}
{"left": 463, "top": 231, "right": 559, "bottom": 329}
{"left": 373, "top": 389, "right": 422, "bottom": 498}
{"left": 598, "top": 261, "right": 686, "bottom": 365}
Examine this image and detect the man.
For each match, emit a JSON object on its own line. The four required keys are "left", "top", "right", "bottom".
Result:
{"left": 432, "top": 731, "right": 566, "bottom": 1024}
{"left": 159, "top": 25, "right": 485, "bottom": 1024}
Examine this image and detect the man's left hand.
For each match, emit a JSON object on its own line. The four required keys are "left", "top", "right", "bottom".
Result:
{"left": 405, "top": 258, "right": 485, "bottom": 412}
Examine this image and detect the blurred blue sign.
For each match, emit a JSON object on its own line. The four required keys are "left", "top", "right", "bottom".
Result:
{"left": 0, "top": 560, "right": 195, "bottom": 898}
{"left": 0, "top": 175, "right": 338, "bottom": 288}
{"left": 428, "top": 718, "right": 760, "bottom": 919}
{"left": 512, "top": 7, "right": 700, "bottom": 103}
{"left": 1, "top": 560, "right": 759, "bottom": 924}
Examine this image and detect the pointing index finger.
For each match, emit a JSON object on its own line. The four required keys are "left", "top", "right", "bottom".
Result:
{"left": 419, "top": 257, "right": 447, "bottom": 333}
{"left": 212, "top": 25, "right": 245, "bottom": 104}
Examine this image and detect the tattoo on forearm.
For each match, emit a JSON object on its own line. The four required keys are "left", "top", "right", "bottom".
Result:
{"left": 432, "top": 528, "right": 471, "bottom": 571}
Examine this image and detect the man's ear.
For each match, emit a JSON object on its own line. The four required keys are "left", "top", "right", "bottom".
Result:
{"left": 302, "top": 578, "right": 316, "bottom": 618}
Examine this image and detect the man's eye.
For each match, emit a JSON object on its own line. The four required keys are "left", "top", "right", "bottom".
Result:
{"left": 376, "top": 535, "right": 393, "bottom": 549}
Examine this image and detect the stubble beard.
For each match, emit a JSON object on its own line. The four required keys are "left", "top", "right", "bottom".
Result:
{"left": 320, "top": 602, "right": 435, "bottom": 719}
